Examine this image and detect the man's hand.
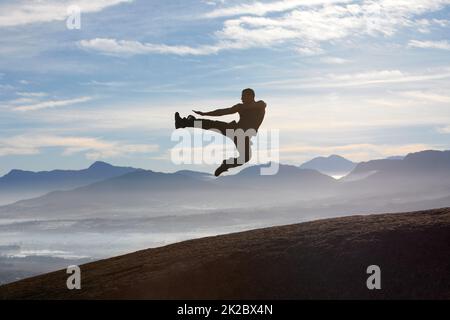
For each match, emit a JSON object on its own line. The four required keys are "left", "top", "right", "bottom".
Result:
{"left": 193, "top": 110, "right": 206, "bottom": 116}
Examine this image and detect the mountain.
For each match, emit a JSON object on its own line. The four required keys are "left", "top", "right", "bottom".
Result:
{"left": 0, "top": 169, "right": 218, "bottom": 219}
{"left": 299, "top": 155, "right": 357, "bottom": 177}
{"left": 0, "top": 162, "right": 340, "bottom": 219}
{"left": 386, "top": 155, "right": 404, "bottom": 160}
{"left": 0, "top": 161, "right": 138, "bottom": 187}
{"left": 345, "top": 150, "right": 450, "bottom": 182}
{"left": 175, "top": 170, "right": 213, "bottom": 180}
{"left": 0, "top": 161, "right": 138, "bottom": 205}
{"left": 402, "top": 149, "right": 450, "bottom": 171}
{"left": 1, "top": 207, "right": 448, "bottom": 299}
{"left": 220, "top": 162, "right": 338, "bottom": 199}
{"left": 340, "top": 150, "right": 450, "bottom": 201}
{"left": 341, "top": 158, "right": 398, "bottom": 182}
{"left": 2, "top": 150, "right": 449, "bottom": 220}
{"left": 228, "top": 162, "right": 336, "bottom": 184}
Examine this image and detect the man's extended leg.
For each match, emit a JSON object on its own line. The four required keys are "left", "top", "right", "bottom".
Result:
{"left": 175, "top": 112, "right": 234, "bottom": 135}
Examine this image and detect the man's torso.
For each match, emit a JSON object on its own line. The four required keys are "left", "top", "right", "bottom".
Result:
{"left": 236, "top": 100, "right": 266, "bottom": 132}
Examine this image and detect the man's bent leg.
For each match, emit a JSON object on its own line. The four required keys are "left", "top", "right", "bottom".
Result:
{"left": 175, "top": 113, "right": 252, "bottom": 177}
{"left": 214, "top": 136, "right": 252, "bottom": 176}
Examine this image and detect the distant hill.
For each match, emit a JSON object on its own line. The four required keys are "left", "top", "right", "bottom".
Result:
{"left": 0, "top": 163, "right": 338, "bottom": 219}
{"left": 0, "top": 169, "right": 217, "bottom": 219}
{"left": 1, "top": 207, "right": 449, "bottom": 299}
{"left": 1, "top": 150, "right": 449, "bottom": 219}
{"left": 299, "top": 155, "right": 357, "bottom": 178}
{"left": 175, "top": 170, "right": 213, "bottom": 180}
{"left": 344, "top": 150, "right": 450, "bottom": 182}
{"left": 386, "top": 156, "right": 405, "bottom": 160}
{"left": 402, "top": 149, "right": 450, "bottom": 171}
{"left": 0, "top": 162, "right": 138, "bottom": 205}
{"left": 226, "top": 162, "right": 336, "bottom": 185}
{"left": 342, "top": 158, "right": 398, "bottom": 182}
{"left": 339, "top": 150, "right": 450, "bottom": 203}
{"left": 219, "top": 162, "right": 338, "bottom": 199}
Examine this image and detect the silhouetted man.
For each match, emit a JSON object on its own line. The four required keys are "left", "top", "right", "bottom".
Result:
{"left": 175, "top": 88, "right": 266, "bottom": 176}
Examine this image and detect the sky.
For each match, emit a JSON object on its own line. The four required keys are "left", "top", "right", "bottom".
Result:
{"left": 0, "top": 0, "right": 450, "bottom": 175}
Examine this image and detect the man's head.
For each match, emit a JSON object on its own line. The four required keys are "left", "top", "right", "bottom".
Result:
{"left": 241, "top": 88, "right": 255, "bottom": 104}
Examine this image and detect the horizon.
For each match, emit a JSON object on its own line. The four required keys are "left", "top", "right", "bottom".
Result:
{"left": 1, "top": 148, "right": 444, "bottom": 176}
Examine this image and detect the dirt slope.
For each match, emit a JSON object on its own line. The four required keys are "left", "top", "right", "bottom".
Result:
{"left": 1, "top": 208, "right": 449, "bottom": 299}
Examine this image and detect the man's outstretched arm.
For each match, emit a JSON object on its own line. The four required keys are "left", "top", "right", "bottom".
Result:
{"left": 193, "top": 104, "right": 240, "bottom": 117}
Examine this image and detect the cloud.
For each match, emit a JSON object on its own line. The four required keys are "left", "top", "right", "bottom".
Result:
{"left": 437, "top": 125, "right": 450, "bottom": 134}
{"left": 255, "top": 68, "right": 450, "bottom": 90}
{"left": 213, "top": 1, "right": 450, "bottom": 50}
{"left": 0, "top": 134, "right": 158, "bottom": 159}
{"left": 202, "top": 0, "right": 227, "bottom": 6}
{"left": 204, "top": 0, "right": 352, "bottom": 18}
{"left": 320, "top": 57, "right": 351, "bottom": 64}
{"left": 7, "top": 97, "right": 36, "bottom": 105}
{"left": 256, "top": 68, "right": 450, "bottom": 90}
{"left": 408, "top": 39, "right": 450, "bottom": 50}
{"left": 79, "top": 38, "right": 223, "bottom": 56}
{"left": 16, "top": 92, "right": 48, "bottom": 97}
{"left": 0, "top": 0, "right": 133, "bottom": 28}
{"left": 83, "top": 80, "right": 128, "bottom": 87}
{"left": 14, "top": 96, "right": 92, "bottom": 111}
{"left": 296, "top": 45, "right": 325, "bottom": 56}
{"left": 400, "top": 91, "right": 450, "bottom": 103}
{"left": 0, "top": 84, "right": 14, "bottom": 91}
{"left": 260, "top": 89, "right": 450, "bottom": 134}
{"left": 432, "top": 19, "right": 450, "bottom": 27}
{"left": 79, "top": 0, "right": 450, "bottom": 56}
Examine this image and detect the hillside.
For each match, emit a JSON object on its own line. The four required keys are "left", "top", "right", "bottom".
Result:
{"left": 1, "top": 207, "right": 449, "bottom": 300}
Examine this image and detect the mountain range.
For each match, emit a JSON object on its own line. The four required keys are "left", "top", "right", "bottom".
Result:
{"left": 0, "top": 161, "right": 138, "bottom": 205}
{"left": 0, "top": 149, "right": 449, "bottom": 285}
{"left": 0, "top": 155, "right": 344, "bottom": 208}
{"left": 0, "top": 150, "right": 449, "bottom": 220}
{"left": 0, "top": 153, "right": 390, "bottom": 206}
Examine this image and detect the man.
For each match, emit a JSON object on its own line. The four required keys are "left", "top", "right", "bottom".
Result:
{"left": 175, "top": 88, "right": 267, "bottom": 176}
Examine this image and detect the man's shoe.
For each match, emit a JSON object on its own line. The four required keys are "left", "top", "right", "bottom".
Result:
{"left": 175, "top": 112, "right": 183, "bottom": 129}
{"left": 214, "top": 163, "right": 229, "bottom": 177}
{"left": 186, "top": 115, "right": 197, "bottom": 127}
